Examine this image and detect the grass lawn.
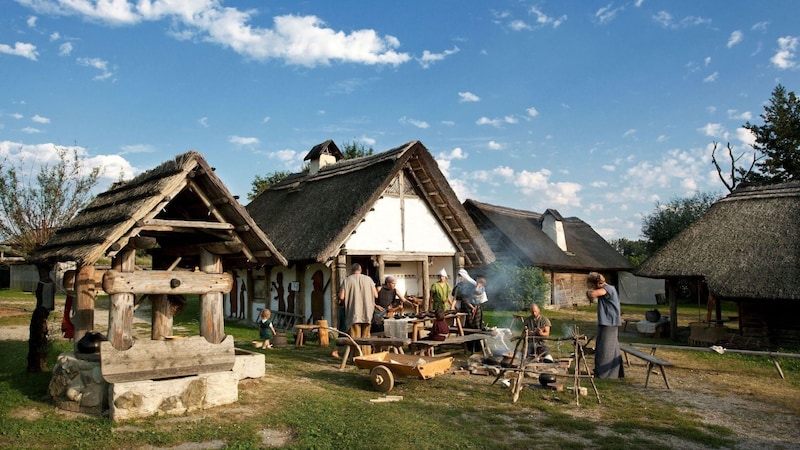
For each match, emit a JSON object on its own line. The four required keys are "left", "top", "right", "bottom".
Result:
{"left": 1, "top": 289, "right": 798, "bottom": 449}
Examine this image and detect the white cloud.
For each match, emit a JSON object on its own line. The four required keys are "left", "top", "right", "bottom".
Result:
{"left": 726, "top": 109, "right": 752, "bottom": 121}
{"left": 602, "top": 165, "right": 615, "bottom": 172}
{"left": 529, "top": 6, "right": 567, "bottom": 29}
{"left": 20, "top": 2, "right": 411, "bottom": 67}
{"left": 22, "top": 126, "right": 41, "bottom": 134}
{"left": 230, "top": 135, "right": 260, "bottom": 146}
{"left": 262, "top": 116, "right": 270, "bottom": 124}
{"left": 476, "top": 117, "right": 501, "bottom": 127}
{"left": 526, "top": 107, "right": 539, "bottom": 117}
{"left": 77, "top": 57, "right": 113, "bottom": 81}
{"left": 358, "top": 135, "right": 376, "bottom": 146}
{"left": 657, "top": 135, "right": 667, "bottom": 142}
{"left": 0, "top": 42, "right": 38, "bottom": 60}
{"left": 119, "top": 144, "right": 155, "bottom": 154}
{"left": 698, "top": 123, "right": 726, "bottom": 139}
{"left": 771, "top": 36, "right": 798, "bottom": 69}
{"left": 32, "top": 114, "right": 50, "bottom": 124}
{"left": 0, "top": 141, "right": 137, "bottom": 183}
{"left": 198, "top": 117, "right": 209, "bottom": 128}
{"left": 751, "top": 21, "right": 769, "bottom": 32}
{"left": 622, "top": 129, "right": 636, "bottom": 138}
{"left": 438, "top": 147, "right": 467, "bottom": 160}
{"left": 27, "top": 16, "right": 37, "bottom": 27}
{"left": 727, "top": 30, "right": 743, "bottom": 48}
{"left": 509, "top": 20, "right": 531, "bottom": 31}
{"left": 735, "top": 127, "right": 756, "bottom": 147}
{"left": 11, "top": 113, "right": 23, "bottom": 119}
{"left": 59, "top": 42, "right": 73, "bottom": 56}
{"left": 595, "top": 4, "right": 623, "bottom": 25}
{"left": 504, "top": 115, "right": 518, "bottom": 124}
{"left": 399, "top": 116, "right": 429, "bottom": 129}
{"left": 50, "top": 32, "right": 60, "bottom": 41}
{"left": 703, "top": 71, "right": 719, "bottom": 83}
{"left": 704, "top": 56, "right": 711, "bottom": 66}
{"left": 441, "top": 120, "right": 455, "bottom": 126}
{"left": 418, "top": 46, "right": 459, "bottom": 69}
{"left": 269, "top": 149, "right": 296, "bottom": 163}
{"left": 458, "top": 91, "right": 480, "bottom": 102}
{"left": 488, "top": 141, "right": 503, "bottom": 150}
{"left": 653, "top": 11, "right": 711, "bottom": 29}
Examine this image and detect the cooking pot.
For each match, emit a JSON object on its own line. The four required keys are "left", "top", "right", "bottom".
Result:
{"left": 645, "top": 309, "right": 661, "bottom": 323}
{"left": 77, "top": 331, "right": 106, "bottom": 354}
{"left": 539, "top": 373, "right": 557, "bottom": 386}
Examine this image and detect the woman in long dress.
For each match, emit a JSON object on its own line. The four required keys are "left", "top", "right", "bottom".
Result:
{"left": 586, "top": 272, "right": 624, "bottom": 379}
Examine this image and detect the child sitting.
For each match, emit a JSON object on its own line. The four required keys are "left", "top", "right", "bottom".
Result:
{"left": 257, "top": 309, "right": 277, "bottom": 349}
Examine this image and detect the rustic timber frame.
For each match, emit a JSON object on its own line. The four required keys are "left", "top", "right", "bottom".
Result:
{"left": 32, "top": 151, "right": 286, "bottom": 377}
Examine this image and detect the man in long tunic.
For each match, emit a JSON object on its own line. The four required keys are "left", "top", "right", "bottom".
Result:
{"left": 339, "top": 263, "right": 378, "bottom": 355}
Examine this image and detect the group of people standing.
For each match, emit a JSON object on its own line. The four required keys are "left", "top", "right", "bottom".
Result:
{"left": 325, "top": 263, "right": 624, "bottom": 380}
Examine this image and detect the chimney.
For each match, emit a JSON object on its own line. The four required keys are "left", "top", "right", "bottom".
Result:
{"left": 304, "top": 139, "right": 343, "bottom": 175}
{"left": 541, "top": 209, "right": 568, "bottom": 252}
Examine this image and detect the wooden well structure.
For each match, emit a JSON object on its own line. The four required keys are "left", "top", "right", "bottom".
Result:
{"left": 32, "top": 151, "right": 286, "bottom": 419}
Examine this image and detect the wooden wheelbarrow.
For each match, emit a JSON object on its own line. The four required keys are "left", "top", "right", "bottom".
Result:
{"left": 353, "top": 351, "right": 454, "bottom": 392}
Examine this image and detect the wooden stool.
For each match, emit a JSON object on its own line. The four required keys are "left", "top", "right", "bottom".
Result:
{"left": 294, "top": 324, "right": 317, "bottom": 345}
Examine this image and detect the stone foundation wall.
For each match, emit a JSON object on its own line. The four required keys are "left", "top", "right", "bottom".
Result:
{"left": 49, "top": 353, "right": 108, "bottom": 415}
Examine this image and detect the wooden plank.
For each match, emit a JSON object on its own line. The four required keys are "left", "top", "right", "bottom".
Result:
{"left": 102, "top": 269, "right": 232, "bottom": 295}
{"left": 100, "top": 335, "right": 235, "bottom": 383}
{"left": 619, "top": 344, "right": 673, "bottom": 366}
{"left": 140, "top": 218, "right": 235, "bottom": 230}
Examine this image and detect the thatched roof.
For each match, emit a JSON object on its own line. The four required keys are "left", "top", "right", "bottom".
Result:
{"left": 31, "top": 151, "right": 286, "bottom": 268}
{"left": 246, "top": 141, "right": 495, "bottom": 267}
{"left": 636, "top": 182, "right": 800, "bottom": 300}
{"left": 464, "top": 199, "right": 634, "bottom": 271}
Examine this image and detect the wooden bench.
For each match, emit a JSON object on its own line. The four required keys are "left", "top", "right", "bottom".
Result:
{"left": 409, "top": 333, "right": 490, "bottom": 356}
{"left": 619, "top": 343, "right": 673, "bottom": 389}
{"left": 336, "top": 337, "right": 411, "bottom": 370}
{"left": 294, "top": 324, "right": 318, "bottom": 345}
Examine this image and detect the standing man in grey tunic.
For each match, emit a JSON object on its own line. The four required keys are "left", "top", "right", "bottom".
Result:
{"left": 339, "top": 263, "right": 378, "bottom": 356}
{"left": 586, "top": 272, "right": 624, "bottom": 379}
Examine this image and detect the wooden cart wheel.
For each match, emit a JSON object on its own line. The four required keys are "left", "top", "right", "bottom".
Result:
{"left": 370, "top": 365, "right": 395, "bottom": 392}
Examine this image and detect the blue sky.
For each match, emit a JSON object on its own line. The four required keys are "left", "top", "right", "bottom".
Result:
{"left": 2, "top": 1, "right": 798, "bottom": 241}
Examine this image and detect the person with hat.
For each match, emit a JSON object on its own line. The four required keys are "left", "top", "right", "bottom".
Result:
{"left": 430, "top": 268, "right": 454, "bottom": 312}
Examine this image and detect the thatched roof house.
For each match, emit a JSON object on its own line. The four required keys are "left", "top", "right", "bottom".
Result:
{"left": 32, "top": 151, "right": 286, "bottom": 269}
{"left": 464, "top": 199, "right": 634, "bottom": 307}
{"left": 248, "top": 141, "right": 493, "bottom": 267}
{"left": 637, "top": 182, "right": 800, "bottom": 349}
{"left": 246, "top": 140, "right": 495, "bottom": 320}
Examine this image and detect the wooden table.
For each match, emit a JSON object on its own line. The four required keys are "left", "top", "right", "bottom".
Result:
{"left": 409, "top": 312, "right": 466, "bottom": 341}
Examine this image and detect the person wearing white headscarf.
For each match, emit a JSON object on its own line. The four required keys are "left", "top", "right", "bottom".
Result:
{"left": 430, "top": 268, "right": 453, "bottom": 311}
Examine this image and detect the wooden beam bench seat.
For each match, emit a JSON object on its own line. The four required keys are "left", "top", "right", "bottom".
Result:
{"left": 619, "top": 343, "right": 673, "bottom": 389}
{"left": 409, "top": 333, "right": 490, "bottom": 356}
{"left": 336, "top": 337, "right": 411, "bottom": 370}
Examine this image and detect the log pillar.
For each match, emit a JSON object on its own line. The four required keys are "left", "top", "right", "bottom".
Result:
{"left": 333, "top": 254, "right": 347, "bottom": 330}
{"left": 73, "top": 264, "right": 96, "bottom": 349}
{"left": 151, "top": 294, "right": 172, "bottom": 339}
{"left": 200, "top": 249, "right": 224, "bottom": 343}
{"left": 422, "top": 258, "right": 430, "bottom": 311}
{"left": 668, "top": 280, "right": 678, "bottom": 341}
{"left": 108, "top": 248, "right": 136, "bottom": 350}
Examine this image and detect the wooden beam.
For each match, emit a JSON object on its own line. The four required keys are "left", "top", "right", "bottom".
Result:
{"left": 139, "top": 218, "right": 234, "bottom": 230}
{"left": 200, "top": 249, "right": 225, "bottom": 343}
{"left": 102, "top": 269, "right": 233, "bottom": 295}
{"left": 73, "top": 265, "right": 96, "bottom": 349}
{"left": 108, "top": 248, "right": 136, "bottom": 350}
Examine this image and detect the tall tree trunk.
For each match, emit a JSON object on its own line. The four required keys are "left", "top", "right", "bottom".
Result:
{"left": 27, "top": 263, "right": 54, "bottom": 373}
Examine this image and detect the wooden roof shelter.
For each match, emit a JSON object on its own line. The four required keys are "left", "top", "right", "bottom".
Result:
{"left": 247, "top": 140, "right": 494, "bottom": 268}
{"left": 31, "top": 151, "right": 286, "bottom": 367}
{"left": 636, "top": 182, "right": 800, "bottom": 348}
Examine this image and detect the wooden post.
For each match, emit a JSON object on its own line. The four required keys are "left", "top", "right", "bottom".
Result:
{"left": 334, "top": 254, "right": 347, "bottom": 330}
{"left": 200, "top": 249, "right": 224, "bottom": 343}
{"left": 108, "top": 248, "right": 136, "bottom": 350}
{"left": 422, "top": 258, "right": 430, "bottom": 311}
{"left": 668, "top": 280, "right": 678, "bottom": 341}
{"left": 377, "top": 255, "right": 385, "bottom": 287}
{"left": 73, "top": 264, "right": 96, "bottom": 349}
{"left": 151, "top": 294, "right": 172, "bottom": 339}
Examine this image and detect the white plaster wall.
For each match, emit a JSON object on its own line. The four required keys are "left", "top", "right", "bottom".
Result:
{"left": 382, "top": 261, "right": 423, "bottom": 297}
{"left": 303, "top": 263, "right": 332, "bottom": 323}
{"left": 345, "top": 196, "right": 456, "bottom": 253}
{"left": 542, "top": 214, "right": 567, "bottom": 251}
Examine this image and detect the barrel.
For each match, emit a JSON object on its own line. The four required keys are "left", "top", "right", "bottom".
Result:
{"left": 317, "top": 320, "right": 329, "bottom": 346}
{"left": 272, "top": 332, "right": 288, "bottom": 348}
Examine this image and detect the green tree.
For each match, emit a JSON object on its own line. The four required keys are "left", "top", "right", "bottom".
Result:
{"left": 0, "top": 146, "right": 100, "bottom": 372}
{"left": 744, "top": 84, "right": 800, "bottom": 184}
{"left": 484, "top": 262, "right": 549, "bottom": 311}
{"left": 609, "top": 238, "right": 650, "bottom": 266}
{"left": 341, "top": 140, "right": 374, "bottom": 159}
{"left": 248, "top": 140, "right": 374, "bottom": 200}
{"left": 641, "top": 191, "right": 721, "bottom": 253}
{"left": 247, "top": 170, "right": 292, "bottom": 201}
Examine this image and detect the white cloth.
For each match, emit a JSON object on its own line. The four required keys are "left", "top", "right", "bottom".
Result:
{"left": 383, "top": 318, "right": 412, "bottom": 339}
